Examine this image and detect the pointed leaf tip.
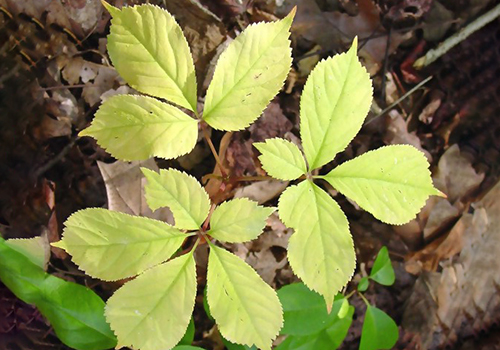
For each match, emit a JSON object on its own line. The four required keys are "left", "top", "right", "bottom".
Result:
{"left": 351, "top": 36, "right": 358, "bottom": 51}
{"left": 285, "top": 6, "right": 297, "bottom": 22}
{"left": 101, "top": 0, "right": 119, "bottom": 15}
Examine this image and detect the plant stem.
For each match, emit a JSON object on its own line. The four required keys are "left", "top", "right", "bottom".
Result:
{"left": 358, "top": 291, "right": 370, "bottom": 307}
{"left": 201, "top": 125, "right": 226, "bottom": 177}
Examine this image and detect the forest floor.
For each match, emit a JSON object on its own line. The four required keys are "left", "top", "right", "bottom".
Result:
{"left": 1, "top": 0, "right": 500, "bottom": 349}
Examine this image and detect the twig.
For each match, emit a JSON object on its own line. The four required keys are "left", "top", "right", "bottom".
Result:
{"left": 364, "top": 75, "right": 433, "bottom": 126}
{"left": 414, "top": 3, "right": 500, "bottom": 68}
{"left": 380, "top": 26, "right": 392, "bottom": 102}
{"left": 34, "top": 137, "right": 77, "bottom": 178}
{"left": 201, "top": 125, "right": 226, "bottom": 177}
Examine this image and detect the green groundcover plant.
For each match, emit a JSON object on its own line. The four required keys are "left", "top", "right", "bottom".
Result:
{"left": 2, "top": 2, "right": 443, "bottom": 350}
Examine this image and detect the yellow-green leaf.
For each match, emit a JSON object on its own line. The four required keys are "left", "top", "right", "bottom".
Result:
{"left": 142, "top": 168, "right": 210, "bottom": 230}
{"left": 254, "top": 138, "right": 307, "bottom": 181}
{"left": 103, "top": 2, "right": 197, "bottom": 111}
{"left": 202, "top": 9, "right": 295, "bottom": 131}
{"left": 207, "top": 245, "right": 283, "bottom": 350}
{"left": 278, "top": 181, "right": 355, "bottom": 310}
{"left": 300, "top": 38, "right": 373, "bottom": 170}
{"left": 80, "top": 95, "right": 198, "bottom": 161}
{"left": 105, "top": 253, "right": 197, "bottom": 350}
{"left": 208, "top": 198, "right": 274, "bottom": 243}
{"left": 323, "top": 145, "right": 442, "bottom": 225}
{"left": 52, "top": 208, "right": 185, "bottom": 281}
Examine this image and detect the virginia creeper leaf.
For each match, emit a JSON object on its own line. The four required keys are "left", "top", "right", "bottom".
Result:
{"left": 208, "top": 198, "right": 275, "bottom": 243}
{"left": 300, "top": 38, "right": 372, "bottom": 170}
{"left": 202, "top": 9, "right": 295, "bottom": 131}
{"left": 0, "top": 237, "right": 117, "bottom": 350}
{"left": 52, "top": 208, "right": 185, "bottom": 281}
{"left": 278, "top": 181, "right": 355, "bottom": 310}
{"left": 254, "top": 138, "right": 307, "bottom": 181}
{"left": 103, "top": 2, "right": 197, "bottom": 111}
{"left": 359, "top": 305, "right": 398, "bottom": 350}
{"left": 79, "top": 95, "right": 198, "bottom": 161}
{"left": 369, "top": 246, "right": 395, "bottom": 286}
{"left": 207, "top": 245, "right": 283, "bottom": 350}
{"left": 323, "top": 145, "right": 441, "bottom": 225}
{"left": 105, "top": 253, "right": 197, "bottom": 350}
{"left": 143, "top": 168, "right": 210, "bottom": 230}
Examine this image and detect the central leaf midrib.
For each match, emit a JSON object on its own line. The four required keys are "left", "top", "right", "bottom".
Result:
{"left": 326, "top": 174, "right": 431, "bottom": 190}
{"left": 203, "top": 22, "right": 288, "bottom": 120}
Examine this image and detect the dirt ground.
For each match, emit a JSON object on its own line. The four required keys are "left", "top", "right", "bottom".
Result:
{"left": 1, "top": 0, "right": 500, "bottom": 349}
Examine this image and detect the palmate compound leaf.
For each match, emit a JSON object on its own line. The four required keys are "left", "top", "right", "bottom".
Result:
{"left": 322, "top": 145, "right": 442, "bottom": 225}
{"left": 52, "top": 208, "right": 185, "bottom": 281}
{"left": 254, "top": 138, "right": 307, "bottom": 181}
{"left": 278, "top": 181, "right": 356, "bottom": 310}
{"left": 300, "top": 37, "right": 373, "bottom": 171}
{"left": 207, "top": 244, "right": 283, "bottom": 350}
{"left": 105, "top": 252, "right": 197, "bottom": 350}
{"left": 202, "top": 8, "right": 295, "bottom": 131}
{"left": 208, "top": 198, "right": 275, "bottom": 243}
{"left": 79, "top": 95, "right": 198, "bottom": 161}
{"left": 102, "top": 2, "right": 197, "bottom": 112}
{"left": 142, "top": 168, "right": 210, "bottom": 230}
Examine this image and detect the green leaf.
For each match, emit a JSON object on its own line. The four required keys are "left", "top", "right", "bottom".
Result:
{"left": 359, "top": 305, "right": 398, "bottom": 350}
{"left": 277, "top": 283, "right": 343, "bottom": 336}
{"left": 207, "top": 245, "right": 283, "bottom": 350}
{"left": 222, "top": 337, "right": 258, "bottom": 350}
{"left": 202, "top": 9, "right": 295, "bottom": 131}
{"left": 276, "top": 306, "right": 354, "bottom": 350}
{"left": 79, "top": 95, "right": 198, "bottom": 161}
{"left": 369, "top": 246, "right": 395, "bottom": 286}
{"left": 5, "top": 236, "right": 49, "bottom": 270}
{"left": 278, "top": 181, "right": 355, "bottom": 310}
{"left": 177, "top": 318, "right": 195, "bottom": 346}
{"left": 0, "top": 237, "right": 117, "bottom": 350}
{"left": 337, "top": 298, "right": 349, "bottom": 319}
{"left": 103, "top": 2, "right": 197, "bottom": 111}
{"left": 105, "top": 253, "right": 197, "bottom": 350}
{"left": 143, "top": 168, "right": 211, "bottom": 230}
{"left": 357, "top": 277, "right": 369, "bottom": 292}
{"left": 300, "top": 38, "right": 372, "bottom": 170}
{"left": 173, "top": 347, "right": 206, "bottom": 350}
{"left": 323, "top": 145, "right": 441, "bottom": 225}
{"left": 208, "top": 198, "right": 274, "bottom": 243}
{"left": 254, "top": 138, "right": 307, "bottom": 181}
{"left": 52, "top": 208, "right": 185, "bottom": 281}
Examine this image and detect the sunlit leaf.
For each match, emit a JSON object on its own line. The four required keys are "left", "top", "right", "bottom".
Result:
{"left": 369, "top": 246, "right": 395, "bottom": 286}
{"left": 207, "top": 245, "right": 283, "bottom": 350}
{"left": 254, "top": 138, "right": 307, "bottom": 181}
{"left": 0, "top": 237, "right": 117, "bottom": 350}
{"left": 300, "top": 38, "right": 372, "bottom": 170}
{"left": 323, "top": 145, "right": 441, "bottom": 225}
{"left": 177, "top": 318, "right": 195, "bottom": 346}
{"left": 278, "top": 181, "right": 355, "bottom": 310}
{"left": 208, "top": 198, "right": 274, "bottom": 243}
{"left": 103, "top": 2, "right": 197, "bottom": 111}
{"left": 359, "top": 305, "right": 398, "bottom": 350}
{"left": 143, "top": 168, "right": 210, "bottom": 230}
{"left": 79, "top": 95, "right": 198, "bottom": 161}
{"left": 5, "top": 235, "right": 49, "bottom": 270}
{"left": 52, "top": 208, "right": 185, "bottom": 281}
{"left": 202, "top": 9, "right": 295, "bottom": 131}
{"left": 106, "top": 253, "right": 197, "bottom": 350}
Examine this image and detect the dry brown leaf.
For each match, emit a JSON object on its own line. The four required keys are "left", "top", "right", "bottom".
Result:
{"left": 97, "top": 159, "right": 174, "bottom": 224}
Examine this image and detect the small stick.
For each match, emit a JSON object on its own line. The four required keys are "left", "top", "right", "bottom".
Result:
{"left": 414, "top": 3, "right": 500, "bottom": 68}
{"left": 201, "top": 124, "right": 226, "bottom": 177}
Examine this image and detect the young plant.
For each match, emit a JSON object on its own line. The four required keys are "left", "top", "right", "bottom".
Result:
{"left": 254, "top": 38, "right": 441, "bottom": 311}
{"left": 53, "top": 2, "right": 295, "bottom": 350}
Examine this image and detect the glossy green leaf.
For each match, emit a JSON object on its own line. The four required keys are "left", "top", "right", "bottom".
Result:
{"left": 143, "top": 168, "right": 211, "bottom": 230}
{"left": 357, "top": 277, "right": 369, "bottom": 292}
{"left": 208, "top": 198, "right": 274, "bottom": 243}
{"left": 207, "top": 245, "right": 283, "bottom": 350}
{"left": 203, "top": 9, "right": 295, "bottom": 131}
{"left": 300, "top": 38, "right": 372, "bottom": 170}
{"left": 359, "top": 305, "right": 398, "bottom": 350}
{"left": 369, "top": 246, "right": 395, "bottom": 286}
{"left": 254, "top": 138, "right": 307, "bottom": 181}
{"left": 276, "top": 306, "right": 354, "bottom": 350}
{"left": 177, "top": 318, "right": 195, "bottom": 346}
{"left": 0, "top": 237, "right": 117, "bottom": 350}
{"left": 79, "top": 95, "right": 198, "bottom": 161}
{"left": 5, "top": 235, "right": 49, "bottom": 270}
{"left": 278, "top": 181, "right": 356, "bottom": 310}
{"left": 103, "top": 2, "right": 197, "bottom": 111}
{"left": 52, "top": 208, "right": 185, "bottom": 281}
{"left": 106, "top": 253, "right": 197, "bottom": 350}
{"left": 337, "top": 298, "right": 349, "bottom": 319}
{"left": 323, "top": 145, "right": 441, "bottom": 225}
{"left": 277, "top": 283, "right": 343, "bottom": 336}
